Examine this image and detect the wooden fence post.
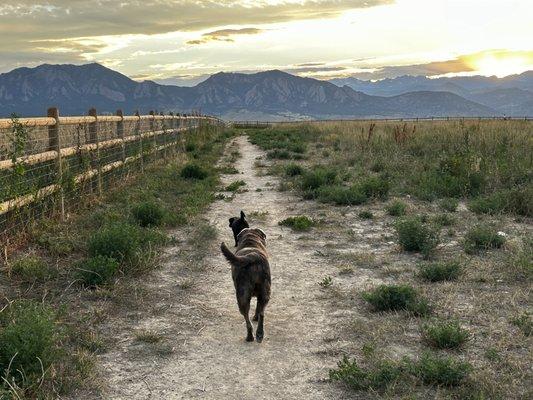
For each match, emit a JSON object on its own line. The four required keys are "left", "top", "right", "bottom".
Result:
{"left": 88, "top": 108, "right": 102, "bottom": 196}
{"left": 160, "top": 111, "right": 168, "bottom": 159}
{"left": 116, "top": 109, "right": 125, "bottom": 163}
{"left": 47, "top": 107, "right": 64, "bottom": 221}
{"left": 135, "top": 110, "right": 143, "bottom": 173}
{"left": 149, "top": 110, "right": 156, "bottom": 161}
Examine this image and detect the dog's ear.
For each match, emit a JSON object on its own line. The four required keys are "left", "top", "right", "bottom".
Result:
{"left": 240, "top": 210, "right": 246, "bottom": 220}
{"left": 228, "top": 217, "right": 235, "bottom": 227}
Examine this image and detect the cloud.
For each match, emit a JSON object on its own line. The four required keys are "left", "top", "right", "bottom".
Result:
{"left": 345, "top": 49, "right": 533, "bottom": 80}
{"left": 187, "top": 27, "right": 263, "bottom": 45}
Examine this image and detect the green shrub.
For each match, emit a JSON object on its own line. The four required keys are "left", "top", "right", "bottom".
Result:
{"left": 410, "top": 353, "right": 471, "bottom": 386}
{"left": 180, "top": 163, "right": 209, "bottom": 180}
{"left": 132, "top": 201, "right": 166, "bottom": 227}
{"left": 225, "top": 180, "right": 246, "bottom": 192}
{"left": 362, "top": 284, "right": 431, "bottom": 316}
{"left": 469, "top": 188, "right": 532, "bottom": 217}
{"left": 329, "top": 356, "right": 403, "bottom": 391}
{"left": 418, "top": 261, "right": 461, "bottom": 282}
{"left": 433, "top": 213, "right": 456, "bottom": 227}
{"left": 88, "top": 222, "right": 141, "bottom": 262}
{"left": 76, "top": 256, "right": 119, "bottom": 287}
{"left": 422, "top": 321, "right": 469, "bottom": 349}
{"left": 285, "top": 163, "right": 303, "bottom": 176}
{"left": 439, "top": 198, "right": 459, "bottom": 212}
{"left": 395, "top": 217, "right": 439, "bottom": 257}
{"left": 359, "top": 176, "right": 390, "bottom": 200}
{"left": 301, "top": 167, "right": 337, "bottom": 192}
{"left": 279, "top": 215, "right": 315, "bottom": 231}
{"left": 463, "top": 224, "right": 505, "bottom": 254}
{"left": 358, "top": 210, "right": 373, "bottom": 219}
{"left": 386, "top": 200, "right": 407, "bottom": 216}
{"left": 0, "top": 300, "right": 59, "bottom": 384}
{"left": 317, "top": 185, "right": 367, "bottom": 205}
{"left": 267, "top": 149, "right": 291, "bottom": 159}
{"left": 11, "top": 256, "right": 53, "bottom": 282}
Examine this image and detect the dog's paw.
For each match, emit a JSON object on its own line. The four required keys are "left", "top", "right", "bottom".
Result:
{"left": 246, "top": 334, "right": 255, "bottom": 342}
{"left": 255, "top": 333, "right": 264, "bottom": 343}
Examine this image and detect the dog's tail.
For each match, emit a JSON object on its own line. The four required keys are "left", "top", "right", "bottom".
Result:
{"left": 221, "top": 242, "right": 255, "bottom": 268}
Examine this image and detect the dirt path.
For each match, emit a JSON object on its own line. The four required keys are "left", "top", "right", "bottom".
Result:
{"left": 89, "top": 135, "right": 354, "bottom": 399}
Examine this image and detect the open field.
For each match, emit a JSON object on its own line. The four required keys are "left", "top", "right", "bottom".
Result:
{"left": 0, "top": 119, "right": 531, "bottom": 399}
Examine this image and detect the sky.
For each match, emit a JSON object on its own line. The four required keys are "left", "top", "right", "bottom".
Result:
{"left": 0, "top": 0, "right": 532, "bottom": 85}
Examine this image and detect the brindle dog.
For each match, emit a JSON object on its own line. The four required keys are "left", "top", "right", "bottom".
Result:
{"left": 228, "top": 210, "right": 249, "bottom": 247}
{"left": 221, "top": 228, "right": 271, "bottom": 343}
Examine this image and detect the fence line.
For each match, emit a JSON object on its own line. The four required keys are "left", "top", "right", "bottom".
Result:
{"left": 0, "top": 108, "right": 224, "bottom": 242}
{"left": 231, "top": 116, "right": 533, "bottom": 128}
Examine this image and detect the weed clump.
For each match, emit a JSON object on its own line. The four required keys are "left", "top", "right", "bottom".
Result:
{"left": 317, "top": 185, "right": 367, "bottom": 205}
{"left": 358, "top": 210, "right": 373, "bottom": 219}
{"left": 11, "top": 256, "right": 53, "bottom": 282}
{"left": 180, "top": 163, "right": 209, "bottom": 180}
{"left": 359, "top": 176, "right": 390, "bottom": 200}
{"left": 285, "top": 163, "right": 303, "bottom": 177}
{"left": 279, "top": 215, "right": 315, "bottom": 231}
{"left": 463, "top": 224, "right": 505, "bottom": 254}
{"left": 132, "top": 201, "right": 166, "bottom": 227}
{"left": 301, "top": 167, "right": 337, "bottom": 192}
{"left": 422, "top": 321, "right": 469, "bottom": 349}
{"left": 362, "top": 284, "right": 431, "bottom": 316}
{"left": 469, "top": 188, "right": 532, "bottom": 217}
{"left": 433, "top": 213, "right": 456, "bottom": 227}
{"left": 439, "top": 198, "right": 459, "bottom": 212}
{"left": 510, "top": 312, "right": 532, "bottom": 336}
{"left": 409, "top": 353, "right": 471, "bottom": 386}
{"left": 225, "top": 180, "right": 246, "bottom": 192}
{"left": 88, "top": 222, "right": 141, "bottom": 262}
{"left": 386, "top": 200, "right": 407, "bottom": 216}
{"left": 418, "top": 261, "right": 461, "bottom": 282}
{"left": 76, "top": 256, "right": 119, "bottom": 287}
{"left": 0, "top": 300, "right": 59, "bottom": 386}
{"left": 329, "top": 357, "right": 402, "bottom": 391}
{"left": 395, "top": 216, "right": 439, "bottom": 257}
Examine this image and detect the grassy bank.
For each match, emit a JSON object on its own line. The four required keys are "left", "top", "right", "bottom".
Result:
{"left": 247, "top": 120, "right": 532, "bottom": 399}
{"left": 0, "top": 125, "right": 233, "bottom": 399}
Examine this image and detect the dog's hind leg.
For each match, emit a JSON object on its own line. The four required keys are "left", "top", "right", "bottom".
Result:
{"left": 238, "top": 296, "right": 254, "bottom": 342}
{"left": 255, "top": 294, "right": 269, "bottom": 343}
{"left": 252, "top": 300, "right": 259, "bottom": 322}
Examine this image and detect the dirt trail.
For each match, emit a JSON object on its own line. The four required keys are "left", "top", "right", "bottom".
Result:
{"left": 92, "top": 136, "right": 351, "bottom": 399}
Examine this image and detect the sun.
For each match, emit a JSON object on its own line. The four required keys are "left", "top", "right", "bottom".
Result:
{"left": 470, "top": 53, "right": 533, "bottom": 78}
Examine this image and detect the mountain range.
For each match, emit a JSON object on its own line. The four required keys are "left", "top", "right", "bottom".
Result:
{"left": 0, "top": 63, "right": 531, "bottom": 120}
{"left": 329, "top": 73, "right": 533, "bottom": 117}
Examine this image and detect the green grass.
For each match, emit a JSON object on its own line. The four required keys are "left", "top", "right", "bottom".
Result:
{"left": 439, "top": 198, "right": 459, "bottom": 212}
{"left": 225, "top": 180, "right": 246, "bottom": 192}
{"left": 418, "top": 261, "right": 461, "bottom": 282}
{"left": 395, "top": 216, "right": 439, "bottom": 258}
{"left": 433, "top": 213, "right": 456, "bottom": 227}
{"left": 329, "top": 356, "right": 403, "bottom": 391}
{"left": 469, "top": 187, "right": 532, "bottom": 217}
{"left": 510, "top": 312, "right": 532, "bottom": 336}
{"left": 463, "top": 224, "right": 506, "bottom": 254}
{"left": 386, "top": 200, "right": 407, "bottom": 216}
{"left": 362, "top": 284, "right": 431, "bottom": 316}
{"left": 422, "top": 321, "right": 469, "bottom": 349}
{"left": 76, "top": 256, "right": 119, "bottom": 287}
{"left": 285, "top": 163, "right": 304, "bottom": 176}
{"left": 0, "top": 300, "right": 59, "bottom": 388}
{"left": 358, "top": 210, "right": 374, "bottom": 219}
{"left": 132, "top": 200, "right": 166, "bottom": 227}
{"left": 279, "top": 215, "right": 315, "bottom": 231}
{"left": 316, "top": 185, "right": 367, "bottom": 205}
{"left": 88, "top": 222, "right": 143, "bottom": 262}
{"left": 10, "top": 255, "right": 54, "bottom": 282}
{"left": 319, "top": 276, "right": 333, "bottom": 288}
{"left": 409, "top": 353, "right": 471, "bottom": 387}
{"left": 180, "top": 163, "right": 209, "bottom": 180}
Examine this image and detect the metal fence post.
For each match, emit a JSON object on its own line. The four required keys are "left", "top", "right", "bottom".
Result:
{"left": 47, "top": 107, "right": 64, "bottom": 221}
{"left": 149, "top": 110, "right": 156, "bottom": 161}
{"left": 116, "top": 109, "right": 125, "bottom": 163}
{"left": 88, "top": 108, "right": 102, "bottom": 196}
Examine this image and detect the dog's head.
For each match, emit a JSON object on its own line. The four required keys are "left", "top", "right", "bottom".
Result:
{"left": 229, "top": 210, "right": 249, "bottom": 245}
{"left": 237, "top": 227, "right": 267, "bottom": 246}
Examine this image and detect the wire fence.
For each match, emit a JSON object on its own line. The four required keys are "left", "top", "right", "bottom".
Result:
{"left": 232, "top": 116, "right": 533, "bottom": 128}
{"left": 0, "top": 108, "right": 224, "bottom": 250}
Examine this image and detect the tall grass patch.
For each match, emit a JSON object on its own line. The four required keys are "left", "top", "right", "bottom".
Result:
{"left": 395, "top": 216, "right": 439, "bottom": 258}
{"left": 418, "top": 261, "right": 461, "bottom": 282}
{"left": 463, "top": 224, "right": 505, "bottom": 254}
{"left": 362, "top": 284, "right": 431, "bottom": 316}
{"left": 422, "top": 321, "right": 469, "bottom": 349}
